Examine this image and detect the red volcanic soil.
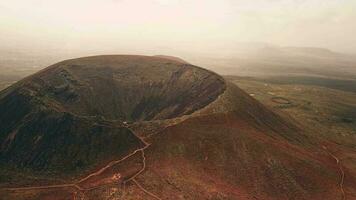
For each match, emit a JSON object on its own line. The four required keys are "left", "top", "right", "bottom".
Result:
{"left": 142, "top": 112, "right": 340, "bottom": 199}
{"left": 1, "top": 55, "right": 355, "bottom": 199}
{"left": 129, "top": 83, "right": 356, "bottom": 199}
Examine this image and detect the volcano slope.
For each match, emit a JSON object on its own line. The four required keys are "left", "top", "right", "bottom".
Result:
{"left": 0, "top": 55, "right": 354, "bottom": 200}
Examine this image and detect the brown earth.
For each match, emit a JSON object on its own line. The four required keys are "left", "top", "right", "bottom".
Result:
{"left": 0, "top": 55, "right": 354, "bottom": 199}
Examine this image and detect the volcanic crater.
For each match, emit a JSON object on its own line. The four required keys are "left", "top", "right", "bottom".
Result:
{"left": 0, "top": 55, "right": 225, "bottom": 174}
{"left": 0, "top": 55, "right": 354, "bottom": 200}
{"left": 16, "top": 55, "right": 225, "bottom": 121}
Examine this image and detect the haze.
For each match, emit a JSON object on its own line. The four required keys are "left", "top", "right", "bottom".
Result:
{"left": 1, "top": 0, "right": 356, "bottom": 55}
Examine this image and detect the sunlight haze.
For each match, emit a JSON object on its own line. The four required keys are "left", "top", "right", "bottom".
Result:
{"left": 0, "top": 0, "right": 355, "bottom": 54}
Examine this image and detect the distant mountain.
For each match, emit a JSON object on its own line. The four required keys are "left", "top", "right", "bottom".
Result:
{"left": 188, "top": 45, "right": 356, "bottom": 80}
{"left": 154, "top": 55, "right": 190, "bottom": 64}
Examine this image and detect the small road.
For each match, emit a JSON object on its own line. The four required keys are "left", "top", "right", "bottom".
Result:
{"left": 0, "top": 123, "right": 162, "bottom": 199}
{"left": 76, "top": 145, "right": 149, "bottom": 184}
{"left": 124, "top": 125, "right": 162, "bottom": 200}
{"left": 132, "top": 178, "right": 161, "bottom": 200}
{"left": 322, "top": 145, "right": 346, "bottom": 200}
{"left": 1, "top": 183, "right": 82, "bottom": 191}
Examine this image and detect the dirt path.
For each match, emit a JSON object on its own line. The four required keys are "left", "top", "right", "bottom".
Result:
{"left": 125, "top": 150, "right": 146, "bottom": 183}
{"left": 2, "top": 183, "right": 82, "bottom": 191}
{"left": 125, "top": 125, "right": 162, "bottom": 200}
{"left": 1, "top": 123, "right": 162, "bottom": 199}
{"left": 76, "top": 145, "right": 148, "bottom": 184}
{"left": 323, "top": 146, "right": 346, "bottom": 200}
{"left": 0, "top": 145, "right": 146, "bottom": 193}
{"left": 132, "top": 178, "right": 161, "bottom": 200}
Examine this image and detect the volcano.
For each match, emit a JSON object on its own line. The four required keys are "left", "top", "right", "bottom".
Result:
{"left": 0, "top": 55, "right": 353, "bottom": 200}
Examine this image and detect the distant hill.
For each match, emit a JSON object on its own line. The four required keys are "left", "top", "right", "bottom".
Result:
{"left": 188, "top": 46, "right": 356, "bottom": 80}
{"left": 154, "top": 55, "right": 190, "bottom": 64}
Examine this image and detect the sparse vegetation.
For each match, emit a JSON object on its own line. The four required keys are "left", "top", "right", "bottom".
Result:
{"left": 0, "top": 55, "right": 355, "bottom": 199}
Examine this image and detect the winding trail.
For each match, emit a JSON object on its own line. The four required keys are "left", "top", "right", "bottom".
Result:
{"left": 322, "top": 145, "right": 346, "bottom": 200}
{"left": 2, "top": 183, "right": 83, "bottom": 191}
{"left": 124, "top": 125, "right": 162, "bottom": 200}
{"left": 76, "top": 145, "right": 149, "bottom": 184}
{"left": 132, "top": 178, "right": 161, "bottom": 200}
{"left": 0, "top": 123, "right": 162, "bottom": 200}
{"left": 125, "top": 150, "right": 146, "bottom": 183}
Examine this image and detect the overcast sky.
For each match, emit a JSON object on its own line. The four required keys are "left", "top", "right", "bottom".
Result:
{"left": 1, "top": 0, "right": 355, "bottom": 54}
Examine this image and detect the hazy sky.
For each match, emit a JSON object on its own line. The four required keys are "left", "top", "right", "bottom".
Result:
{"left": 1, "top": 0, "right": 356, "bottom": 54}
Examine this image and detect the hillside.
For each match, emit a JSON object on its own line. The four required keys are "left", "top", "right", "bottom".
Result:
{"left": 0, "top": 55, "right": 354, "bottom": 199}
{"left": 0, "top": 55, "right": 225, "bottom": 175}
